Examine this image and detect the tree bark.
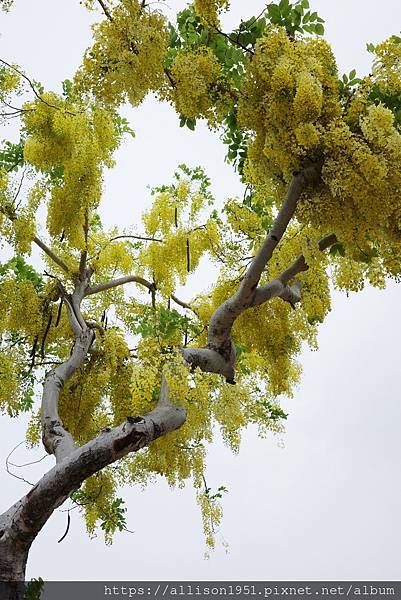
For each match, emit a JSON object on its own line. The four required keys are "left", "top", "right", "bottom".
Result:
{"left": 0, "top": 389, "right": 186, "bottom": 587}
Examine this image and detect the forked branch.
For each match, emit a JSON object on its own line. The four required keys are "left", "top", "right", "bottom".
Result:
{"left": 207, "top": 165, "right": 322, "bottom": 354}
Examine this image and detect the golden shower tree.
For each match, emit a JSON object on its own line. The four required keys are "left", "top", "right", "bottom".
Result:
{"left": 0, "top": 0, "right": 401, "bottom": 594}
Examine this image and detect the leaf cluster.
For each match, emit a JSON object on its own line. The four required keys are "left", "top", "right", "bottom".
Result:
{"left": 266, "top": 0, "right": 325, "bottom": 38}
{"left": 0, "top": 255, "right": 43, "bottom": 291}
{"left": 129, "top": 306, "right": 202, "bottom": 343}
{"left": 0, "top": 139, "right": 24, "bottom": 172}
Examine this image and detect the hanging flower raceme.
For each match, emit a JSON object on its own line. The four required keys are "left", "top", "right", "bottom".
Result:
{"left": 75, "top": 0, "right": 169, "bottom": 108}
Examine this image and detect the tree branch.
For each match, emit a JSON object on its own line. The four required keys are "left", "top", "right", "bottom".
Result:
{"left": 33, "top": 236, "right": 69, "bottom": 273}
{"left": 42, "top": 269, "right": 95, "bottom": 462}
{"left": 207, "top": 165, "right": 321, "bottom": 354}
{"left": 170, "top": 294, "right": 199, "bottom": 317}
{"left": 96, "top": 0, "right": 113, "bottom": 20}
{"left": 0, "top": 58, "right": 76, "bottom": 116}
{"left": 1, "top": 374, "right": 186, "bottom": 558}
{"left": 250, "top": 234, "right": 337, "bottom": 308}
{"left": 109, "top": 234, "right": 163, "bottom": 243}
{"left": 181, "top": 347, "right": 235, "bottom": 384}
{"left": 41, "top": 327, "right": 94, "bottom": 462}
{"left": 279, "top": 233, "right": 337, "bottom": 285}
{"left": 213, "top": 26, "right": 255, "bottom": 56}
{"left": 85, "top": 275, "right": 155, "bottom": 296}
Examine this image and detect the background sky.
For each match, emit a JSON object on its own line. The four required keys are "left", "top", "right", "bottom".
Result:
{"left": 0, "top": 0, "right": 401, "bottom": 582}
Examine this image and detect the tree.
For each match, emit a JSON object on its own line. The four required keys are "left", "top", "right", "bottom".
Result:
{"left": 0, "top": 0, "right": 401, "bottom": 594}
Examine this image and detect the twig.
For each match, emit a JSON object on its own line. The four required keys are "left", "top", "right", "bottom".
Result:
{"left": 8, "top": 454, "right": 48, "bottom": 468}
{"left": 0, "top": 58, "right": 76, "bottom": 116}
{"left": 109, "top": 234, "right": 163, "bottom": 243}
{"left": 40, "top": 313, "right": 53, "bottom": 359}
{"left": 96, "top": 0, "right": 113, "bottom": 20}
{"left": 12, "top": 167, "right": 26, "bottom": 208}
{"left": 5, "top": 441, "right": 34, "bottom": 487}
{"left": 213, "top": 26, "right": 255, "bottom": 55}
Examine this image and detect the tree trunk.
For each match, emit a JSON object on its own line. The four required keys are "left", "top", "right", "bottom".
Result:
{"left": 0, "top": 532, "right": 30, "bottom": 599}
{"left": 0, "top": 382, "right": 186, "bottom": 589}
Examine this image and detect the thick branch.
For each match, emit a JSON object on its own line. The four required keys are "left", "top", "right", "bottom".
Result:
{"left": 85, "top": 275, "right": 155, "bottom": 296}
{"left": 251, "top": 234, "right": 337, "bottom": 308}
{"left": 41, "top": 328, "right": 94, "bottom": 462}
{"left": 1, "top": 376, "right": 186, "bottom": 562}
{"left": 181, "top": 347, "right": 235, "bottom": 383}
{"left": 42, "top": 270, "right": 94, "bottom": 462}
{"left": 207, "top": 165, "right": 321, "bottom": 354}
{"left": 279, "top": 233, "right": 337, "bottom": 285}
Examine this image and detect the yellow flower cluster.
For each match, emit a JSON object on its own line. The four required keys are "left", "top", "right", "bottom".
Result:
{"left": 0, "top": 278, "right": 42, "bottom": 338}
{"left": 197, "top": 490, "right": 223, "bottom": 550}
{"left": 140, "top": 176, "right": 221, "bottom": 295}
{"left": 0, "top": 351, "right": 21, "bottom": 415}
{"left": 224, "top": 198, "right": 264, "bottom": 239}
{"left": 81, "top": 470, "right": 118, "bottom": 544}
{"left": 167, "top": 47, "right": 227, "bottom": 124}
{"left": 239, "top": 27, "right": 340, "bottom": 184}
{"left": 372, "top": 37, "right": 401, "bottom": 96}
{"left": 59, "top": 329, "right": 133, "bottom": 444}
{"left": 298, "top": 109, "right": 401, "bottom": 289}
{"left": 194, "top": 0, "right": 230, "bottom": 27}
{"left": 291, "top": 36, "right": 401, "bottom": 292}
{"left": 91, "top": 233, "right": 136, "bottom": 280}
{"left": 23, "top": 95, "right": 120, "bottom": 247}
{"left": 0, "top": 64, "right": 20, "bottom": 97}
{"left": 76, "top": 0, "right": 168, "bottom": 107}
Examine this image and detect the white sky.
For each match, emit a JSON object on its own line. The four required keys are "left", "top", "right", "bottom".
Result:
{"left": 0, "top": 0, "right": 401, "bottom": 582}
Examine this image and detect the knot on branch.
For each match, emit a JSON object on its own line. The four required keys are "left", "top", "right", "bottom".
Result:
{"left": 181, "top": 347, "right": 236, "bottom": 382}
{"left": 279, "top": 280, "right": 302, "bottom": 308}
{"left": 298, "top": 159, "right": 323, "bottom": 187}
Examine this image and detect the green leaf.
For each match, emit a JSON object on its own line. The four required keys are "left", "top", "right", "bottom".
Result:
{"left": 267, "top": 4, "right": 281, "bottom": 21}
{"left": 315, "top": 23, "right": 324, "bottom": 35}
{"left": 329, "top": 242, "right": 345, "bottom": 257}
{"left": 0, "top": 139, "right": 24, "bottom": 171}
{"left": 24, "top": 578, "right": 44, "bottom": 600}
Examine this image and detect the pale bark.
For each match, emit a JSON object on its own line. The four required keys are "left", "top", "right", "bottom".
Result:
{"left": 33, "top": 236, "right": 69, "bottom": 273}
{"left": 85, "top": 275, "right": 155, "bottom": 296}
{"left": 0, "top": 258, "right": 187, "bottom": 585}
{"left": 0, "top": 373, "right": 185, "bottom": 585}
{"left": 250, "top": 234, "right": 337, "bottom": 307}
{"left": 41, "top": 327, "right": 94, "bottom": 462}
{"left": 206, "top": 165, "right": 322, "bottom": 358}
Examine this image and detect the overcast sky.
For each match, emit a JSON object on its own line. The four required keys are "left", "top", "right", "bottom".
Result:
{"left": 0, "top": 0, "right": 401, "bottom": 582}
